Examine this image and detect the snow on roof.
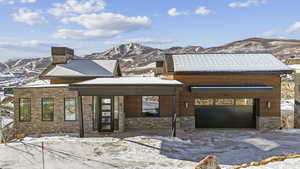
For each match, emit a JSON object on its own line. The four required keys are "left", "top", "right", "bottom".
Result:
{"left": 44, "top": 59, "right": 117, "bottom": 77}
{"left": 171, "top": 54, "right": 292, "bottom": 73}
{"left": 288, "top": 64, "right": 300, "bottom": 73}
{"left": 72, "top": 77, "right": 182, "bottom": 86}
{"left": 16, "top": 80, "right": 68, "bottom": 88}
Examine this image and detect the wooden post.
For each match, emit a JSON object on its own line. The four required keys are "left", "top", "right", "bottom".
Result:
{"left": 77, "top": 95, "right": 84, "bottom": 138}
{"left": 172, "top": 95, "right": 177, "bottom": 137}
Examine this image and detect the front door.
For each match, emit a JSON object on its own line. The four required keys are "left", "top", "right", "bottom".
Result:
{"left": 99, "top": 97, "right": 114, "bottom": 132}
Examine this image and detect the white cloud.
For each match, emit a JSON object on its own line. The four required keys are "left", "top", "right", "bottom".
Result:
{"left": 54, "top": 13, "right": 150, "bottom": 40}
{"left": 64, "top": 13, "right": 150, "bottom": 31}
{"left": 195, "top": 7, "right": 212, "bottom": 16}
{"left": 13, "top": 8, "right": 47, "bottom": 25}
{"left": 229, "top": 0, "right": 267, "bottom": 8}
{"left": 105, "top": 38, "right": 176, "bottom": 45}
{"left": 287, "top": 22, "right": 300, "bottom": 34}
{"left": 0, "top": 40, "right": 53, "bottom": 49}
{"left": 167, "top": 8, "right": 189, "bottom": 16}
{"left": 260, "top": 30, "right": 276, "bottom": 37}
{"left": 0, "top": 0, "right": 36, "bottom": 4}
{"left": 48, "top": 0, "right": 105, "bottom": 17}
{"left": 53, "top": 29, "right": 120, "bottom": 40}
{"left": 20, "top": 0, "right": 36, "bottom": 3}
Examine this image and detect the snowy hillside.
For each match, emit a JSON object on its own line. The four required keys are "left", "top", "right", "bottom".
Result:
{"left": 1, "top": 38, "right": 300, "bottom": 88}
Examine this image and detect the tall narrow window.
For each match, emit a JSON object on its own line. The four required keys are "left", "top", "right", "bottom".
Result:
{"left": 19, "top": 98, "right": 31, "bottom": 121}
{"left": 42, "top": 98, "right": 54, "bottom": 121}
{"left": 65, "top": 98, "right": 76, "bottom": 121}
{"left": 142, "top": 96, "right": 160, "bottom": 117}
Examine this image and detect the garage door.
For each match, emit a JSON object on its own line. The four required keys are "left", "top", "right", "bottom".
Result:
{"left": 194, "top": 98, "right": 257, "bottom": 128}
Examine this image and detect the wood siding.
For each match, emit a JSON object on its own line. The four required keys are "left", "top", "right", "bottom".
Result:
{"left": 169, "top": 74, "right": 281, "bottom": 117}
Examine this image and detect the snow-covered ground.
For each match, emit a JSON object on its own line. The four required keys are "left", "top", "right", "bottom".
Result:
{"left": 1, "top": 129, "right": 300, "bottom": 169}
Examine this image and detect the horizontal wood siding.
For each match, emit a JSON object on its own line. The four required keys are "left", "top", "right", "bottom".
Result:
{"left": 170, "top": 74, "right": 281, "bottom": 117}
{"left": 124, "top": 96, "right": 142, "bottom": 117}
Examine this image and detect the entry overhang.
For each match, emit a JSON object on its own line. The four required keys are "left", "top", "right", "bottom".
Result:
{"left": 190, "top": 85, "right": 273, "bottom": 93}
{"left": 69, "top": 77, "right": 183, "bottom": 96}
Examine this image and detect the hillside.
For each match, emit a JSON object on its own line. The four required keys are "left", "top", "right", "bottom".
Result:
{"left": 0, "top": 38, "right": 300, "bottom": 88}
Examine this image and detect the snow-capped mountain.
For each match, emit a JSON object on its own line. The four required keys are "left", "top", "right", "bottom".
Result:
{"left": 1, "top": 38, "right": 300, "bottom": 88}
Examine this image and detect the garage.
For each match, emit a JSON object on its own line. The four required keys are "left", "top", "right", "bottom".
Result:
{"left": 194, "top": 98, "right": 258, "bottom": 128}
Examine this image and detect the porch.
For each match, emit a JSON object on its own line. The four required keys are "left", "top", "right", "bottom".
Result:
{"left": 69, "top": 77, "right": 183, "bottom": 137}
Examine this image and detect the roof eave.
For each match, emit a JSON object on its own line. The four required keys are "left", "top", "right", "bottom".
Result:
{"left": 173, "top": 70, "right": 294, "bottom": 75}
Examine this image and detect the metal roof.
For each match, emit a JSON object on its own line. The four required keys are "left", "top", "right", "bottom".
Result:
{"left": 71, "top": 77, "right": 183, "bottom": 86}
{"left": 43, "top": 59, "right": 118, "bottom": 77}
{"left": 170, "top": 54, "right": 292, "bottom": 73}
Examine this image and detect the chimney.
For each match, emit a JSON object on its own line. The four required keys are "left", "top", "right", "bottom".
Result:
{"left": 155, "top": 60, "right": 164, "bottom": 76}
{"left": 51, "top": 47, "right": 74, "bottom": 64}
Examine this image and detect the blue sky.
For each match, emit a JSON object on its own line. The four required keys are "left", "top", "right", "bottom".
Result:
{"left": 0, "top": 0, "right": 300, "bottom": 61}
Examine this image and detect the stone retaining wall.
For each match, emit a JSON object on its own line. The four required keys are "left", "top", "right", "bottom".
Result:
{"left": 256, "top": 116, "right": 281, "bottom": 129}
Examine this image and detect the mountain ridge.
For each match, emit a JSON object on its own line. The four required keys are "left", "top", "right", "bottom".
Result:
{"left": 1, "top": 37, "right": 300, "bottom": 88}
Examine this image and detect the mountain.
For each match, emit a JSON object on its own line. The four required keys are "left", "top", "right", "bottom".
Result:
{"left": 1, "top": 38, "right": 300, "bottom": 88}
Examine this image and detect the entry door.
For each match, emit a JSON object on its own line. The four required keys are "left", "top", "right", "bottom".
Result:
{"left": 99, "top": 97, "right": 114, "bottom": 132}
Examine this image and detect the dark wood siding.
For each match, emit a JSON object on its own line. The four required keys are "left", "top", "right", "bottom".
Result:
{"left": 170, "top": 74, "right": 281, "bottom": 117}
{"left": 124, "top": 96, "right": 142, "bottom": 117}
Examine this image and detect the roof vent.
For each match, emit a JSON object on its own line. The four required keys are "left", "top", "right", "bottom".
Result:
{"left": 51, "top": 47, "right": 74, "bottom": 64}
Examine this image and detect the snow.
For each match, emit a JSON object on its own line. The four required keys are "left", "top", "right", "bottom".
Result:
{"left": 2, "top": 129, "right": 300, "bottom": 169}
{"left": 74, "top": 77, "right": 182, "bottom": 86}
{"left": 281, "top": 99, "right": 294, "bottom": 111}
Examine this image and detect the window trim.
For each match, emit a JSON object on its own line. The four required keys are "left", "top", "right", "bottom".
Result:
{"left": 64, "top": 97, "right": 77, "bottom": 121}
{"left": 42, "top": 98, "right": 54, "bottom": 121}
{"left": 141, "top": 96, "right": 160, "bottom": 117}
{"left": 19, "top": 98, "right": 31, "bottom": 122}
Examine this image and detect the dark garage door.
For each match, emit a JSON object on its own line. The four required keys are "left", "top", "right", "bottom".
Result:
{"left": 195, "top": 98, "right": 257, "bottom": 128}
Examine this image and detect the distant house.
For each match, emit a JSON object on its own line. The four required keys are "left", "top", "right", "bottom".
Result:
{"left": 13, "top": 47, "right": 292, "bottom": 137}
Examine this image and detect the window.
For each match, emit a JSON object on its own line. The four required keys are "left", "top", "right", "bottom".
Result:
{"left": 19, "top": 98, "right": 31, "bottom": 121}
{"left": 42, "top": 98, "right": 54, "bottom": 121}
{"left": 235, "top": 98, "right": 253, "bottom": 105}
{"left": 64, "top": 98, "right": 76, "bottom": 121}
{"left": 215, "top": 98, "right": 234, "bottom": 105}
{"left": 195, "top": 98, "right": 214, "bottom": 106}
{"left": 142, "top": 96, "right": 160, "bottom": 117}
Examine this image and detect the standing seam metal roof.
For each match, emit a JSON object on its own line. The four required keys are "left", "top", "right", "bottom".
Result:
{"left": 171, "top": 54, "right": 292, "bottom": 73}
{"left": 43, "top": 59, "right": 118, "bottom": 77}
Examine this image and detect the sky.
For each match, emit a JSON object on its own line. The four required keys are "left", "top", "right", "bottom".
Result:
{"left": 0, "top": 0, "right": 300, "bottom": 61}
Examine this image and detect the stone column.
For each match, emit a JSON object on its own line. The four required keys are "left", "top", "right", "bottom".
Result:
{"left": 118, "top": 96, "right": 125, "bottom": 132}
{"left": 93, "top": 96, "right": 100, "bottom": 131}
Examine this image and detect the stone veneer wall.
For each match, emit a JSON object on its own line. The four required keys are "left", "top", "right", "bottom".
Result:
{"left": 125, "top": 116, "right": 195, "bottom": 130}
{"left": 295, "top": 101, "right": 300, "bottom": 128}
{"left": 256, "top": 116, "right": 281, "bottom": 129}
{"left": 14, "top": 87, "right": 94, "bottom": 135}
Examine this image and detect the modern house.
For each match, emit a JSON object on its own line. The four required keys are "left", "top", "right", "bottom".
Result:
{"left": 13, "top": 47, "right": 292, "bottom": 137}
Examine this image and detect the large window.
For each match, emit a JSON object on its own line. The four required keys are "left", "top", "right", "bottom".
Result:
{"left": 19, "top": 98, "right": 31, "bottom": 121}
{"left": 64, "top": 98, "right": 76, "bottom": 121}
{"left": 42, "top": 98, "right": 54, "bottom": 121}
{"left": 142, "top": 96, "right": 160, "bottom": 117}
{"left": 195, "top": 98, "right": 214, "bottom": 106}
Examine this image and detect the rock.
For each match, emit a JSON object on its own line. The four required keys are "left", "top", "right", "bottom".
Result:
{"left": 195, "top": 155, "right": 221, "bottom": 169}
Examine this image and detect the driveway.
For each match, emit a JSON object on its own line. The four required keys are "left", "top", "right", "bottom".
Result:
{"left": 1, "top": 129, "right": 300, "bottom": 169}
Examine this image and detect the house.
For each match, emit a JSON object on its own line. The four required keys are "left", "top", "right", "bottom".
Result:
{"left": 13, "top": 47, "right": 292, "bottom": 137}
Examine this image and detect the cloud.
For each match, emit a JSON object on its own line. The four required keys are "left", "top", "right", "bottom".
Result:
{"left": 260, "top": 30, "right": 276, "bottom": 37}
{"left": 12, "top": 8, "right": 47, "bottom": 25}
{"left": 53, "top": 29, "right": 120, "bottom": 40}
{"left": 167, "top": 8, "right": 189, "bottom": 16}
{"left": 48, "top": 0, "right": 105, "bottom": 17}
{"left": 0, "top": 0, "right": 36, "bottom": 4}
{"left": 0, "top": 40, "right": 54, "bottom": 50}
{"left": 20, "top": 0, "right": 36, "bottom": 3}
{"left": 64, "top": 13, "right": 150, "bottom": 30}
{"left": 229, "top": 0, "right": 267, "bottom": 8}
{"left": 195, "top": 7, "right": 212, "bottom": 15}
{"left": 105, "top": 38, "right": 176, "bottom": 45}
{"left": 287, "top": 22, "right": 300, "bottom": 34}
{"left": 54, "top": 13, "right": 150, "bottom": 40}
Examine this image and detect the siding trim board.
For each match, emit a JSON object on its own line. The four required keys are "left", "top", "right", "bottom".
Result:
{"left": 190, "top": 86, "right": 273, "bottom": 93}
